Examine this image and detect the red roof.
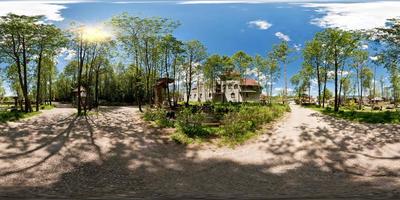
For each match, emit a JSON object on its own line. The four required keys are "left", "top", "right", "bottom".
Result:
{"left": 240, "top": 78, "right": 260, "bottom": 86}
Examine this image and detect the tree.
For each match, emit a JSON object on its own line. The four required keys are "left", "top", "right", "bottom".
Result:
{"left": 319, "top": 28, "right": 359, "bottom": 112}
{"left": 303, "top": 37, "right": 323, "bottom": 106}
{"left": 183, "top": 40, "right": 207, "bottom": 106}
{"left": 265, "top": 52, "right": 280, "bottom": 104}
{"left": 323, "top": 88, "right": 333, "bottom": 102}
{"left": 203, "top": 55, "right": 224, "bottom": 99}
{"left": 341, "top": 76, "right": 351, "bottom": 104}
{"left": 231, "top": 51, "right": 252, "bottom": 78}
{"left": 373, "top": 18, "right": 400, "bottom": 105}
{"left": 0, "top": 77, "right": 5, "bottom": 100}
{"left": 360, "top": 67, "right": 373, "bottom": 108}
{"left": 252, "top": 54, "right": 267, "bottom": 85}
{"left": 0, "top": 14, "right": 41, "bottom": 112}
{"left": 110, "top": 13, "right": 180, "bottom": 109}
{"left": 272, "top": 41, "right": 293, "bottom": 104}
{"left": 351, "top": 49, "right": 369, "bottom": 109}
{"left": 33, "top": 23, "right": 66, "bottom": 111}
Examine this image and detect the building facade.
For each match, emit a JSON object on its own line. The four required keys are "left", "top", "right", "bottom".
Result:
{"left": 187, "top": 78, "right": 262, "bottom": 103}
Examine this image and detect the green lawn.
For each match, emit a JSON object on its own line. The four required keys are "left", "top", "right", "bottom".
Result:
{"left": 0, "top": 111, "right": 41, "bottom": 123}
{"left": 305, "top": 105, "right": 400, "bottom": 124}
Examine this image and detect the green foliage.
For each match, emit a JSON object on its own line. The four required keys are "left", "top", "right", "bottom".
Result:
{"left": 218, "top": 104, "right": 289, "bottom": 146}
{"left": 0, "top": 111, "right": 41, "bottom": 123}
{"left": 143, "top": 108, "right": 174, "bottom": 128}
{"left": 144, "top": 103, "right": 290, "bottom": 146}
{"left": 175, "top": 107, "right": 208, "bottom": 137}
{"left": 308, "top": 105, "right": 400, "bottom": 124}
{"left": 40, "top": 104, "right": 56, "bottom": 110}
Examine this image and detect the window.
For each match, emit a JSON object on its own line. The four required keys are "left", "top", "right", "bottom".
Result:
{"left": 200, "top": 93, "right": 202, "bottom": 99}
{"left": 194, "top": 94, "right": 197, "bottom": 98}
{"left": 228, "top": 84, "right": 232, "bottom": 90}
{"left": 234, "top": 84, "right": 238, "bottom": 89}
{"left": 209, "top": 93, "right": 212, "bottom": 98}
{"left": 231, "top": 93, "right": 235, "bottom": 99}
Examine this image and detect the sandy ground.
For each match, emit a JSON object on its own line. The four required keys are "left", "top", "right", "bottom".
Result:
{"left": 0, "top": 105, "right": 399, "bottom": 199}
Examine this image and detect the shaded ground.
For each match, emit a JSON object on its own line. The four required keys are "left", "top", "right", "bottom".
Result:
{"left": 0, "top": 105, "right": 399, "bottom": 199}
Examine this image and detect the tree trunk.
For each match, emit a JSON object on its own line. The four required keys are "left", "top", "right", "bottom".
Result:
{"left": 284, "top": 63, "right": 287, "bottom": 104}
{"left": 316, "top": 62, "right": 321, "bottom": 107}
{"left": 22, "top": 36, "right": 32, "bottom": 112}
{"left": 322, "top": 71, "right": 328, "bottom": 108}
{"left": 334, "top": 53, "right": 339, "bottom": 112}
{"left": 36, "top": 50, "right": 43, "bottom": 112}
{"left": 185, "top": 56, "right": 193, "bottom": 107}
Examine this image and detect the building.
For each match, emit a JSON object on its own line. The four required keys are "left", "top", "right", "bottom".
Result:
{"left": 187, "top": 78, "right": 262, "bottom": 103}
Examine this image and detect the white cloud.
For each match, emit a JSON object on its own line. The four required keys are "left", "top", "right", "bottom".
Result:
{"left": 361, "top": 44, "right": 368, "bottom": 50}
{"left": 0, "top": 1, "right": 91, "bottom": 21}
{"left": 303, "top": 1, "right": 400, "bottom": 30}
{"left": 275, "top": 32, "right": 291, "bottom": 41}
{"left": 59, "top": 48, "right": 76, "bottom": 61}
{"left": 179, "top": 0, "right": 355, "bottom": 4}
{"left": 248, "top": 19, "right": 272, "bottom": 30}
{"left": 370, "top": 56, "right": 379, "bottom": 61}
{"left": 294, "top": 44, "right": 302, "bottom": 51}
{"left": 327, "top": 70, "right": 350, "bottom": 78}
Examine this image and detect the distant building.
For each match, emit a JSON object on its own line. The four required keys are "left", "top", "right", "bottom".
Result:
{"left": 187, "top": 78, "right": 262, "bottom": 103}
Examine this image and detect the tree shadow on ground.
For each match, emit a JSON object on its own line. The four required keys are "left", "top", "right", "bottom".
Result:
{"left": 0, "top": 107, "right": 399, "bottom": 199}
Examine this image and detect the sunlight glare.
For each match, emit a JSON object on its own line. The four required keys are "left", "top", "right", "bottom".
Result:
{"left": 80, "top": 26, "right": 111, "bottom": 43}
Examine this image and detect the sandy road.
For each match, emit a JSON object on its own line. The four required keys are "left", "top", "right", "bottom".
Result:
{"left": 0, "top": 105, "right": 399, "bottom": 199}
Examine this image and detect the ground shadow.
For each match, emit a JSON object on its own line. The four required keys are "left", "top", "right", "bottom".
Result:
{"left": 0, "top": 106, "right": 399, "bottom": 199}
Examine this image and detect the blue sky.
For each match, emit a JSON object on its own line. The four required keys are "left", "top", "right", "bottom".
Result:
{"left": 1, "top": 0, "right": 400, "bottom": 96}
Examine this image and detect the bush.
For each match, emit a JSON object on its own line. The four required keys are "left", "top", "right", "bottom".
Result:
{"left": 175, "top": 107, "right": 208, "bottom": 138}
{"left": 218, "top": 104, "right": 288, "bottom": 145}
{"left": 143, "top": 108, "right": 174, "bottom": 128}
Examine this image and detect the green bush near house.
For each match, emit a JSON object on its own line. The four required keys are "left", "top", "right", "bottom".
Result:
{"left": 143, "top": 108, "right": 174, "bottom": 128}
{"left": 218, "top": 104, "right": 290, "bottom": 145}
{"left": 144, "top": 103, "right": 290, "bottom": 146}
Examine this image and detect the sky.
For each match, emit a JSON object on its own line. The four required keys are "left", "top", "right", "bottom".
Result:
{"left": 1, "top": 0, "right": 400, "bottom": 96}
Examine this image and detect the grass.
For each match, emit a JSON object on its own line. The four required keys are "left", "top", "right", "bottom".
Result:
{"left": 0, "top": 111, "right": 41, "bottom": 123}
{"left": 305, "top": 104, "right": 400, "bottom": 124}
{"left": 40, "top": 104, "right": 56, "bottom": 110}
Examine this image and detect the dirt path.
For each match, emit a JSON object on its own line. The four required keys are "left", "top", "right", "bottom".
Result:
{"left": 0, "top": 105, "right": 399, "bottom": 199}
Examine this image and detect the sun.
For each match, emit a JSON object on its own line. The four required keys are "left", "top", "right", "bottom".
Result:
{"left": 80, "top": 26, "right": 111, "bottom": 43}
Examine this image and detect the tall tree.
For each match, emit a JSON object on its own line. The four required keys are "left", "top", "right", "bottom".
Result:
{"left": 33, "top": 24, "right": 66, "bottom": 111}
{"left": 351, "top": 49, "right": 369, "bottom": 109}
{"left": 265, "top": 52, "right": 280, "bottom": 104}
{"left": 0, "top": 14, "right": 41, "bottom": 112}
{"left": 183, "top": 40, "right": 207, "bottom": 106}
{"left": 303, "top": 38, "right": 323, "bottom": 106}
{"left": 373, "top": 18, "right": 400, "bottom": 106}
{"left": 231, "top": 51, "right": 252, "bottom": 78}
{"left": 319, "top": 28, "right": 359, "bottom": 112}
{"left": 272, "top": 41, "right": 293, "bottom": 104}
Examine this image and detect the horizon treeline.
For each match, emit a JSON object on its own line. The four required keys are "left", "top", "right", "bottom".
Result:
{"left": 0, "top": 13, "right": 399, "bottom": 114}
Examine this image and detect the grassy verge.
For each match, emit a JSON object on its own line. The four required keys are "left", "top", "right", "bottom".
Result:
{"left": 0, "top": 111, "right": 41, "bottom": 123}
{"left": 40, "top": 104, "right": 56, "bottom": 110}
{"left": 304, "top": 104, "right": 400, "bottom": 124}
{"left": 144, "top": 103, "right": 290, "bottom": 146}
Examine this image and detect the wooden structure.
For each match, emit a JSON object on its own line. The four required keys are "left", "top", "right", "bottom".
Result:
{"left": 154, "top": 78, "right": 174, "bottom": 107}
{"left": 72, "top": 86, "right": 87, "bottom": 107}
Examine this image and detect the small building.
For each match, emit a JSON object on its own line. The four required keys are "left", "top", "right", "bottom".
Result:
{"left": 72, "top": 86, "right": 87, "bottom": 107}
{"left": 154, "top": 78, "right": 174, "bottom": 107}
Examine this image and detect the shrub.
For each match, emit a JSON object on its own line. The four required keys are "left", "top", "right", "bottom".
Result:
{"left": 175, "top": 107, "right": 208, "bottom": 137}
{"left": 218, "top": 104, "right": 288, "bottom": 145}
{"left": 143, "top": 108, "right": 174, "bottom": 128}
